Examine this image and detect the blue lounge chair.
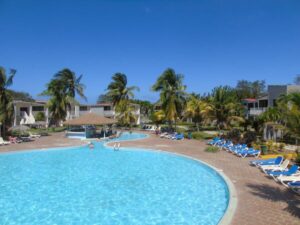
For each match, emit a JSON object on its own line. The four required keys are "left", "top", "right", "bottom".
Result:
{"left": 220, "top": 141, "right": 233, "bottom": 151}
{"left": 208, "top": 137, "right": 220, "bottom": 145}
{"left": 238, "top": 148, "right": 261, "bottom": 158}
{"left": 172, "top": 133, "right": 184, "bottom": 140}
{"left": 267, "top": 165, "right": 299, "bottom": 178}
{"left": 250, "top": 156, "right": 283, "bottom": 167}
{"left": 287, "top": 181, "right": 300, "bottom": 194}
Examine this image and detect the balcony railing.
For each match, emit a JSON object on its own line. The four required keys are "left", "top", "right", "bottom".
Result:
{"left": 249, "top": 107, "right": 267, "bottom": 116}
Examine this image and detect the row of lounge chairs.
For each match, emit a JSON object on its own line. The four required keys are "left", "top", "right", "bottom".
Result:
{"left": 208, "top": 137, "right": 261, "bottom": 158}
{"left": 142, "top": 125, "right": 158, "bottom": 131}
{"left": 250, "top": 156, "right": 300, "bottom": 194}
{"left": 160, "top": 132, "right": 184, "bottom": 140}
{"left": 208, "top": 137, "right": 300, "bottom": 194}
{"left": 0, "top": 133, "right": 41, "bottom": 146}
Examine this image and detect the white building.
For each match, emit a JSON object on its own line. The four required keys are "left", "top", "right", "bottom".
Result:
{"left": 243, "top": 85, "right": 300, "bottom": 118}
{"left": 12, "top": 100, "right": 140, "bottom": 127}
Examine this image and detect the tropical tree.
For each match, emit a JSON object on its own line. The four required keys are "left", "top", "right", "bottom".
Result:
{"left": 131, "top": 99, "right": 154, "bottom": 118}
{"left": 0, "top": 67, "right": 16, "bottom": 136}
{"left": 184, "top": 95, "right": 213, "bottom": 131}
{"left": 150, "top": 110, "right": 165, "bottom": 126}
{"left": 235, "top": 80, "right": 266, "bottom": 100}
{"left": 152, "top": 68, "right": 186, "bottom": 127}
{"left": 277, "top": 93, "right": 300, "bottom": 139}
{"left": 210, "top": 86, "right": 244, "bottom": 129}
{"left": 7, "top": 90, "right": 34, "bottom": 102}
{"left": 41, "top": 69, "right": 86, "bottom": 126}
{"left": 115, "top": 100, "right": 137, "bottom": 127}
{"left": 259, "top": 107, "right": 282, "bottom": 123}
{"left": 97, "top": 94, "right": 112, "bottom": 104}
{"left": 106, "top": 73, "right": 139, "bottom": 107}
{"left": 41, "top": 78, "right": 68, "bottom": 126}
{"left": 54, "top": 69, "right": 86, "bottom": 100}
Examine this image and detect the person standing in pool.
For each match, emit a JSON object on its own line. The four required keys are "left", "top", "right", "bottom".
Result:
{"left": 88, "top": 142, "right": 94, "bottom": 150}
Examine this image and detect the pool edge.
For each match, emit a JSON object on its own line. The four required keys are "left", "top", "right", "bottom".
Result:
{"left": 2, "top": 132, "right": 237, "bottom": 224}
{"left": 110, "top": 144, "right": 237, "bottom": 225}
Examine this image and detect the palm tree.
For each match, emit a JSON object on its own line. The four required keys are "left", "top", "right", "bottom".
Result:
{"left": 210, "top": 86, "right": 244, "bottom": 129}
{"left": 152, "top": 68, "right": 186, "bottom": 127}
{"left": 115, "top": 100, "right": 137, "bottom": 127}
{"left": 277, "top": 93, "right": 300, "bottom": 140}
{"left": 41, "top": 78, "right": 69, "bottom": 126}
{"left": 185, "top": 95, "right": 213, "bottom": 131}
{"left": 259, "top": 107, "right": 282, "bottom": 123}
{"left": 151, "top": 110, "right": 165, "bottom": 126}
{"left": 0, "top": 67, "right": 16, "bottom": 136}
{"left": 106, "top": 73, "right": 139, "bottom": 107}
{"left": 41, "top": 69, "right": 86, "bottom": 126}
{"left": 54, "top": 68, "right": 87, "bottom": 100}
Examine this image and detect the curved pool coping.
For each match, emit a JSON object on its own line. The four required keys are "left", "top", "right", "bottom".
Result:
{"left": 1, "top": 132, "right": 237, "bottom": 225}
{"left": 105, "top": 133, "right": 237, "bottom": 225}
{"left": 105, "top": 132, "right": 149, "bottom": 144}
{"left": 106, "top": 146, "right": 237, "bottom": 225}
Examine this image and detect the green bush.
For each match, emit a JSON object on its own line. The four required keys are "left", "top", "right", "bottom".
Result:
{"left": 295, "top": 153, "right": 300, "bottom": 164}
{"left": 11, "top": 130, "right": 29, "bottom": 137}
{"left": 188, "top": 131, "right": 215, "bottom": 140}
{"left": 226, "top": 128, "right": 242, "bottom": 143}
{"left": 243, "top": 131, "right": 257, "bottom": 146}
{"left": 176, "top": 127, "right": 188, "bottom": 134}
{"left": 35, "top": 112, "right": 45, "bottom": 121}
{"left": 49, "top": 127, "right": 66, "bottom": 132}
{"left": 205, "top": 146, "right": 219, "bottom": 153}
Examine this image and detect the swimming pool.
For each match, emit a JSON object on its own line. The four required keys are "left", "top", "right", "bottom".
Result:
{"left": 111, "top": 132, "right": 148, "bottom": 142}
{"left": 0, "top": 133, "right": 229, "bottom": 225}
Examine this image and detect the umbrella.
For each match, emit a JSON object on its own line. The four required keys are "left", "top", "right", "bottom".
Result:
{"left": 8, "top": 125, "right": 30, "bottom": 132}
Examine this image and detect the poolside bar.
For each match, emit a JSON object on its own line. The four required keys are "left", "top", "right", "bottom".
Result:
{"left": 63, "top": 112, "right": 116, "bottom": 139}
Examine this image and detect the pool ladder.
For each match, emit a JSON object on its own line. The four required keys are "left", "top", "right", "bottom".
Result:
{"left": 113, "top": 142, "right": 120, "bottom": 151}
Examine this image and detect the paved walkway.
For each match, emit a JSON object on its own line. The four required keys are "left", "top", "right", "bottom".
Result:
{"left": 1, "top": 132, "right": 300, "bottom": 225}
{"left": 0, "top": 132, "right": 84, "bottom": 152}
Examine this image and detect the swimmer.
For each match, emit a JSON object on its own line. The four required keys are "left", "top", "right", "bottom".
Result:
{"left": 88, "top": 142, "right": 94, "bottom": 149}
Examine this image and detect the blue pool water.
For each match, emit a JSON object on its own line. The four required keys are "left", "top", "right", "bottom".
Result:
{"left": 112, "top": 132, "right": 148, "bottom": 142}
{"left": 0, "top": 133, "right": 229, "bottom": 225}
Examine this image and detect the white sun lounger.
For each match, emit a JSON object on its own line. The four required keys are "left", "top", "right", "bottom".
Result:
{"left": 0, "top": 137, "right": 10, "bottom": 145}
{"left": 277, "top": 174, "right": 300, "bottom": 187}
{"left": 260, "top": 159, "right": 290, "bottom": 173}
{"left": 29, "top": 132, "right": 41, "bottom": 138}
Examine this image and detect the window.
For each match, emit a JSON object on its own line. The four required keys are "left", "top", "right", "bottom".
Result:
{"left": 80, "top": 106, "right": 88, "bottom": 111}
{"left": 20, "top": 107, "right": 28, "bottom": 112}
{"left": 259, "top": 100, "right": 268, "bottom": 108}
{"left": 273, "top": 99, "right": 277, "bottom": 107}
{"left": 32, "top": 106, "right": 44, "bottom": 111}
{"left": 104, "top": 106, "right": 111, "bottom": 111}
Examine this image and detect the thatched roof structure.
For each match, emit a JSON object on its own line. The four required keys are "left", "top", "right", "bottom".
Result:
{"left": 64, "top": 113, "right": 116, "bottom": 126}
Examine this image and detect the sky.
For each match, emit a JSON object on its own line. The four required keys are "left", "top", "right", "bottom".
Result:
{"left": 0, "top": 0, "right": 300, "bottom": 103}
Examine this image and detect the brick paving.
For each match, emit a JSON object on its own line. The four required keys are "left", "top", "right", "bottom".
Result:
{"left": 1, "top": 131, "right": 300, "bottom": 224}
{"left": 111, "top": 132, "right": 300, "bottom": 225}
{"left": 0, "top": 132, "right": 85, "bottom": 152}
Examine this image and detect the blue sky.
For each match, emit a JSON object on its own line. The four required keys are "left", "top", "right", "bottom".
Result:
{"left": 1, "top": 0, "right": 300, "bottom": 103}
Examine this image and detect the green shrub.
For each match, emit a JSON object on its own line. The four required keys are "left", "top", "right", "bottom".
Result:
{"left": 176, "top": 127, "right": 187, "bottom": 133}
{"left": 183, "top": 131, "right": 215, "bottom": 140}
{"left": 295, "top": 152, "right": 300, "bottom": 164}
{"left": 11, "top": 130, "right": 29, "bottom": 137}
{"left": 243, "top": 131, "right": 257, "bottom": 146}
{"left": 205, "top": 146, "right": 219, "bottom": 153}
{"left": 226, "top": 128, "right": 241, "bottom": 143}
{"left": 35, "top": 112, "right": 45, "bottom": 121}
{"left": 49, "top": 127, "right": 66, "bottom": 132}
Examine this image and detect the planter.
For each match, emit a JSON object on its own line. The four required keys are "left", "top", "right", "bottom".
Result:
{"left": 260, "top": 145, "right": 268, "bottom": 155}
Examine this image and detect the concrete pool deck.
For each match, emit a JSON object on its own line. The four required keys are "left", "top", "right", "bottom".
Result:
{"left": 1, "top": 131, "right": 300, "bottom": 224}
